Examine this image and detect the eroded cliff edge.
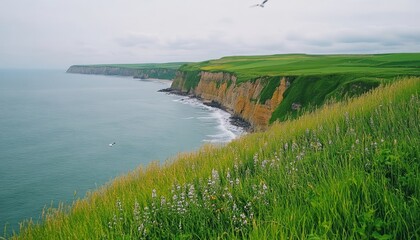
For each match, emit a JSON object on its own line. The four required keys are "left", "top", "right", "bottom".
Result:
{"left": 170, "top": 71, "right": 289, "bottom": 130}
{"left": 169, "top": 69, "right": 382, "bottom": 131}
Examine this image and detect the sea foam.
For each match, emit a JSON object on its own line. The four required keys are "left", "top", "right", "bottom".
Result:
{"left": 173, "top": 97, "right": 245, "bottom": 143}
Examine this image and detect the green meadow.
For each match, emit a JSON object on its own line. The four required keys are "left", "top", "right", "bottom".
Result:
{"left": 10, "top": 77, "right": 420, "bottom": 239}
{"left": 181, "top": 53, "right": 420, "bottom": 81}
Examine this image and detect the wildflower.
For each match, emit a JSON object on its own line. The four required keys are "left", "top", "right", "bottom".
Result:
{"left": 261, "top": 159, "right": 268, "bottom": 169}
{"left": 160, "top": 196, "right": 166, "bottom": 207}
{"left": 240, "top": 213, "right": 247, "bottom": 222}
{"left": 262, "top": 183, "right": 268, "bottom": 191}
{"left": 226, "top": 169, "right": 231, "bottom": 180}
{"left": 188, "top": 184, "right": 195, "bottom": 201}
{"left": 116, "top": 199, "right": 123, "bottom": 212}
{"left": 233, "top": 203, "right": 238, "bottom": 211}
{"left": 133, "top": 201, "right": 140, "bottom": 221}
{"left": 212, "top": 169, "right": 219, "bottom": 180}
{"left": 355, "top": 139, "right": 360, "bottom": 145}
{"left": 112, "top": 214, "right": 117, "bottom": 225}
{"left": 372, "top": 142, "right": 378, "bottom": 148}
{"left": 225, "top": 191, "right": 233, "bottom": 200}
{"left": 274, "top": 152, "right": 280, "bottom": 162}
{"left": 292, "top": 142, "right": 298, "bottom": 152}
{"left": 226, "top": 169, "right": 234, "bottom": 184}
{"left": 253, "top": 153, "right": 259, "bottom": 168}
{"left": 234, "top": 162, "right": 239, "bottom": 172}
{"left": 151, "top": 189, "right": 157, "bottom": 199}
{"left": 138, "top": 223, "right": 144, "bottom": 232}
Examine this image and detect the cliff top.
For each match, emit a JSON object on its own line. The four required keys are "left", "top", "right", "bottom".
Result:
{"left": 180, "top": 53, "right": 420, "bottom": 82}
{"left": 72, "top": 62, "right": 189, "bottom": 70}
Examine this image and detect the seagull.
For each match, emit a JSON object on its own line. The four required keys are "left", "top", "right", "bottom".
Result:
{"left": 109, "top": 142, "right": 116, "bottom": 147}
{"left": 251, "top": 0, "right": 268, "bottom": 8}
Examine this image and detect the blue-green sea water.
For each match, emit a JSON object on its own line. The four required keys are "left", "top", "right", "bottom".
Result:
{"left": 0, "top": 69, "right": 243, "bottom": 235}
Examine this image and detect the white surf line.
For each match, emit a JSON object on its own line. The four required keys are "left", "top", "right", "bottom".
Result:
{"left": 172, "top": 96, "right": 246, "bottom": 143}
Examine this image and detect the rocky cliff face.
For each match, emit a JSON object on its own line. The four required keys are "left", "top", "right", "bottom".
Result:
{"left": 66, "top": 66, "right": 177, "bottom": 80}
{"left": 171, "top": 71, "right": 288, "bottom": 130}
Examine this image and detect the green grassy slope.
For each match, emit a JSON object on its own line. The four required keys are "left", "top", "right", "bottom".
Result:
{"left": 11, "top": 78, "right": 420, "bottom": 239}
{"left": 178, "top": 53, "right": 420, "bottom": 123}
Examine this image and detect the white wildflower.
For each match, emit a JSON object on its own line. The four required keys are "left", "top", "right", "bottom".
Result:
{"left": 133, "top": 201, "right": 140, "bottom": 221}
{"left": 160, "top": 196, "right": 166, "bottom": 207}
{"left": 262, "top": 183, "right": 268, "bottom": 191}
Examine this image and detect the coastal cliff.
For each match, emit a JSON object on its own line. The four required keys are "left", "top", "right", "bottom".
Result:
{"left": 69, "top": 54, "right": 419, "bottom": 130}
{"left": 167, "top": 54, "right": 420, "bottom": 130}
{"left": 170, "top": 71, "right": 289, "bottom": 130}
{"left": 66, "top": 63, "right": 185, "bottom": 80}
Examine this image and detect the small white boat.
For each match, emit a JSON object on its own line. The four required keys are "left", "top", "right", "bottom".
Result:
{"left": 109, "top": 142, "right": 116, "bottom": 147}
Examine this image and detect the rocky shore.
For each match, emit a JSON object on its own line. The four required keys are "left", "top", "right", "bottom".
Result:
{"left": 158, "top": 88, "right": 253, "bottom": 132}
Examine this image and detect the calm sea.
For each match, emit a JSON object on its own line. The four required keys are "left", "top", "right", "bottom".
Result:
{"left": 0, "top": 69, "right": 243, "bottom": 234}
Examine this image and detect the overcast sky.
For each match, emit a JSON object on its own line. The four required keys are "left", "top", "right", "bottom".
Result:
{"left": 1, "top": 0, "right": 419, "bottom": 69}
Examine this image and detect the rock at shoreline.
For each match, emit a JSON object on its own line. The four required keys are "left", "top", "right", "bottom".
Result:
{"left": 203, "top": 100, "right": 226, "bottom": 111}
{"left": 230, "top": 116, "right": 252, "bottom": 131}
{"left": 158, "top": 88, "right": 189, "bottom": 96}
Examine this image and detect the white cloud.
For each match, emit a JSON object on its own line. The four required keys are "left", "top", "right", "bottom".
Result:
{"left": 0, "top": 0, "right": 419, "bottom": 68}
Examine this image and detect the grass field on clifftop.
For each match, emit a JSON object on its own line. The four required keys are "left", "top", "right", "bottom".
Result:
{"left": 91, "top": 62, "right": 188, "bottom": 70}
{"left": 10, "top": 77, "right": 420, "bottom": 239}
{"left": 181, "top": 53, "right": 420, "bottom": 82}
{"left": 179, "top": 54, "right": 420, "bottom": 123}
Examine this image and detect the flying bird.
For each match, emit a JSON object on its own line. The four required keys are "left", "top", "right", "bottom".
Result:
{"left": 251, "top": 0, "right": 268, "bottom": 8}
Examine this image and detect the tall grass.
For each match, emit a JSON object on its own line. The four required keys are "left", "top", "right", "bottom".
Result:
{"left": 10, "top": 78, "right": 420, "bottom": 239}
